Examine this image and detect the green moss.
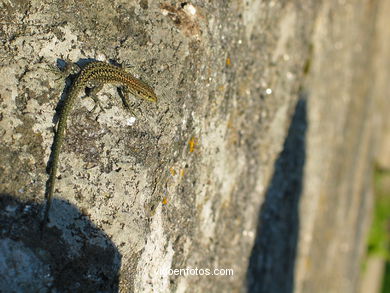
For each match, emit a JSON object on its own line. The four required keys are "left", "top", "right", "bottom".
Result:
{"left": 382, "top": 261, "right": 390, "bottom": 293}
{"left": 367, "top": 169, "right": 390, "bottom": 260}
{"left": 365, "top": 168, "right": 390, "bottom": 293}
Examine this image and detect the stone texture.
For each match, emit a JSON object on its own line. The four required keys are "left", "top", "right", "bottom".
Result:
{"left": 372, "top": 0, "right": 390, "bottom": 170}
{"left": 0, "top": 0, "right": 388, "bottom": 292}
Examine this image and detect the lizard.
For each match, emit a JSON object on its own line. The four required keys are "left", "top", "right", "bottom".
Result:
{"left": 42, "top": 60, "right": 158, "bottom": 226}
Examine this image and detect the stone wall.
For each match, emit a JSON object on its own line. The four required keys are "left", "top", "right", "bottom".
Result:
{"left": 0, "top": 0, "right": 388, "bottom": 292}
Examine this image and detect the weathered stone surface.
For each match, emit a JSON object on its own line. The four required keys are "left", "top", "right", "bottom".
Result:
{"left": 372, "top": 0, "right": 390, "bottom": 170}
{"left": 0, "top": 0, "right": 388, "bottom": 292}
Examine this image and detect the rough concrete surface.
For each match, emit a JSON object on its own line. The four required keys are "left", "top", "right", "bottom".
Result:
{"left": 0, "top": 0, "right": 389, "bottom": 292}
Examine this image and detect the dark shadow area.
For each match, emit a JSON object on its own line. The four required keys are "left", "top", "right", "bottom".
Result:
{"left": 0, "top": 193, "right": 121, "bottom": 292}
{"left": 246, "top": 98, "right": 307, "bottom": 293}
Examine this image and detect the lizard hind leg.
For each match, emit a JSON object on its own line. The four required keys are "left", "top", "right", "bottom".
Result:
{"left": 49, "top": 61, "right": 81, "bottom": 78}
{"left": 84, "top": 82, "right": 105, "bottom": 113}
{"left": 47, "top": 61, "right": 82, "bottom": 91}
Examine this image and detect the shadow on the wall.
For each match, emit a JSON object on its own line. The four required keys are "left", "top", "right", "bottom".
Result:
{"left": 246, "top": 98, "right": 307, "bottom": 293}
{"left": 0, "top": 194, "right": 121, "bottom": 292}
